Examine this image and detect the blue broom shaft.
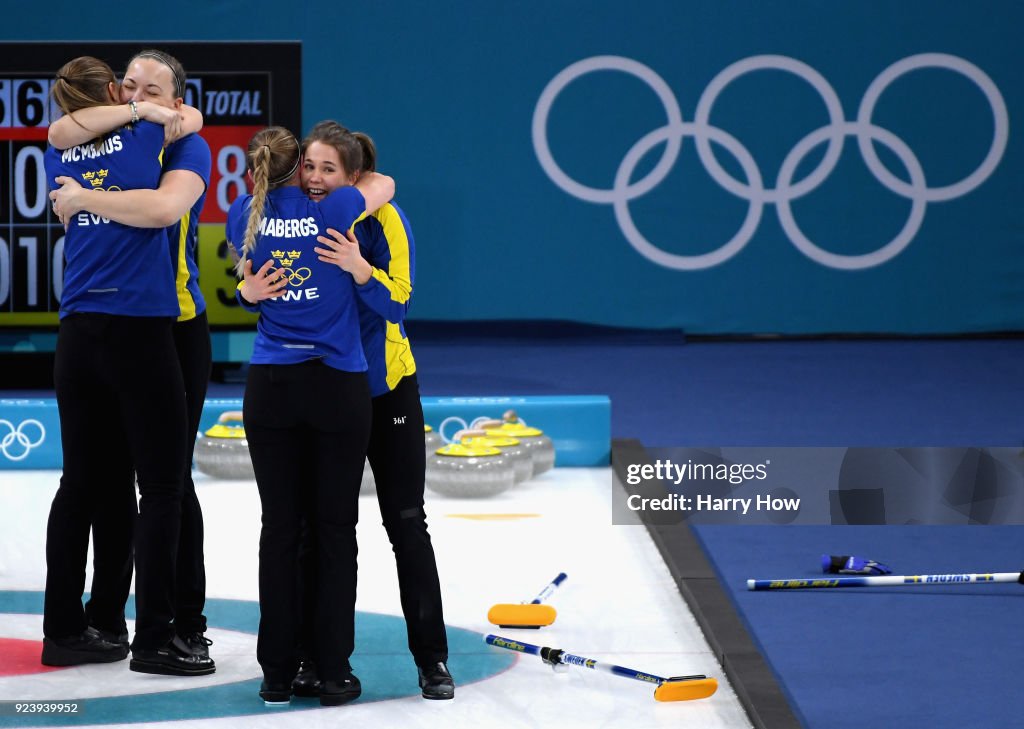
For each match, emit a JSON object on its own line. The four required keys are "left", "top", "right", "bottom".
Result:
{"left": 557, "top": 650, "right": 668, "bottom": 684}
{"left": 747, "top": 571, "right": 1022, "bottom": 591}
{"left": 484, "top": 634, "right": 702, "bottom": 686}
{"left": 485, "top": 634, "right": 542, "bottom": 656}
{"left": 531, "top": 572, "right": 568, "bottom": 604}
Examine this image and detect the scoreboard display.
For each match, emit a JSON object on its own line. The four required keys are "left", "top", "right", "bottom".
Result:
{"left": 0, "top": 42, "right": 300, "bottom": 328}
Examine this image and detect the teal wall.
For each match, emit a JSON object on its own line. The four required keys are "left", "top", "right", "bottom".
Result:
{"left": 2, "top": 1, "right": 1021, "bottom": 333}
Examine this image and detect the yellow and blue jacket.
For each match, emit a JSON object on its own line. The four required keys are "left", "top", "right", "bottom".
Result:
{"left": 162, "top": 133, "right": 211, "bottom": 322}
{"left": 353, "top": 201, "right": 416, "bottom": 397}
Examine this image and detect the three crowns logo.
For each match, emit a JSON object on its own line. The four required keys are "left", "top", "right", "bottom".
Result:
{"left": 271, "top": 250, "right": 310, "bottom": 286}
{"left": 81, "top": 169, "right": 109, "bottom": 188}
{"left": 273, "top": 250, "right": 302, "bottom": 268}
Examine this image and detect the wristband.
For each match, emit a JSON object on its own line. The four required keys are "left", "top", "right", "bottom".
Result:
{"left": 128, "top": 100, "right": 139, "bottom": 124}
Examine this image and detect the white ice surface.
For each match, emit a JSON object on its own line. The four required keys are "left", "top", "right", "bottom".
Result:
{"left": 0, "top": 468, "right": 753, "bottom": 729}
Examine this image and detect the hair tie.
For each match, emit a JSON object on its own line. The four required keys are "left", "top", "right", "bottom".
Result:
{"left": 269, "top": 155, "right": 300, "bottom": 186}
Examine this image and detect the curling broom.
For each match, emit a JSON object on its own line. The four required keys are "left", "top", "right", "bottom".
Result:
{"left": 748, "top": 570, "right": 1024, "bottom": 591}
{"left": 484, "top": 634, "right": 718, "bottom": 702}
{"left": 488, "top": 573, "right": 567, "bottom": 628}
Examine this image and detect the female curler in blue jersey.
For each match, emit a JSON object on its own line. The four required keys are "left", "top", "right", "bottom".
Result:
{"left": 48, "top": 48, "right": 215, "bottom": 669}
{"left": 40, "top": 56, "right": 212, "bottom": 678}
{"left": 225, "top": 125, "right": 395, "bottom": 707}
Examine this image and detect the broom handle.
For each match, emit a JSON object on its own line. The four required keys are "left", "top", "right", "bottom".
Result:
{"left": 747, "top": 571, "right": 1023, "bottom": 591}
{"left": 483, "top": 634, "right": 706, "bottom": 685}
{"left": 531, "top": 573, "right": 568, "bottom": 604}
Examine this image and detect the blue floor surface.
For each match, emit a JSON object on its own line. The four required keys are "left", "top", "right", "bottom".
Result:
{"left": 693, "top": 524, "right": 1024, "bottom": 729}
{"left": 412, "top": 335, "right": 1024, "bottom": 447}
{"left": 6, "top": 336, "right": 1023, "bottom": 447}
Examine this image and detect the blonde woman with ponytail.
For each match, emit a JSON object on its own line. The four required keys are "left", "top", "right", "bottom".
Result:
{"left": 225, "top": 126, "right": 394, "bottom": 707}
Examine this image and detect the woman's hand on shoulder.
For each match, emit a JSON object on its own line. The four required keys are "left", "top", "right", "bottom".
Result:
{"left": 136, "top": 101, "right": 184, "bottom": 145}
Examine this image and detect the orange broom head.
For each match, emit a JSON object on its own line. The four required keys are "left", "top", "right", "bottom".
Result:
{"left": 487, "top": 603, "right": 557, "bottom": 628}
{"left": 653, "top": 677, "right": 718, "bottom": 702}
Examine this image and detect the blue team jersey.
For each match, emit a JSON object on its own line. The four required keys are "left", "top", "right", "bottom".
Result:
{"left": 163, "top": 133, "right": 212, "bottom": 321}
{"left": 44, "top": 120, "right": 179, "bottom": 318}
{"left": 353, "top": 202, "right": 417, "bottom": 397}
{"left": 226, "top": 185, "right": 369, "bottom": 372}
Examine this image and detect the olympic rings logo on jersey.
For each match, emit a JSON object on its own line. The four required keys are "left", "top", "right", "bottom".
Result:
{"left": 279, "top": 266, "right": 312, "bottom": 286}
{"left": 532, "top": 53, "right": 1008, "bottom": 271}
{"left": 270, "top": 250, "right": 312, "bottom": 286}
{"left": 0, "top": 419, "right": 46, "bottom": 461}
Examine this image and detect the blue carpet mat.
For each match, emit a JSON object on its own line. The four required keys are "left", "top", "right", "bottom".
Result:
{"left": 692, "top": 524, "right": 1024, "bottom": 729}
{"left": 5, "top": 337, "right": 1024, "bottom": 447}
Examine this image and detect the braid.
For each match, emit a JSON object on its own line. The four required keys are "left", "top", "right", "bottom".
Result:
{"left": 235, "top": 145, "right": 271, "bottom": 277}
{"left": 233, "top": 127, "right": 300, "bottom": 277}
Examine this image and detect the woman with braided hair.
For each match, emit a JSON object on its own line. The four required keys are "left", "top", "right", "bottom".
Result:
{"left": 225, "top": 126, "right": 394, "bottom": 707}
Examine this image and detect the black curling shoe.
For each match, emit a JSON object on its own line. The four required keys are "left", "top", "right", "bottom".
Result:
{"left": 180, "top": 632, "right": 213, "bottom": 659}
{"left": 41, "top": 627, "right": 128, "bottom": 666}
{"left": 129, "top": 635, "right": 216, "bottom": 676}
{"left": 418, "top": 661, "right": 455, "bottom": 700}
{"left": 259, "top": 680, "right": 292, "bottom": 706}
{"left": 91, "top": 626, "right": 130, "bottom": 648}
{"left": 292, "top": 660, "right": 322, "bottom": 697}
{"left": 319, "top": 672, "right": 361, "bottom": 706}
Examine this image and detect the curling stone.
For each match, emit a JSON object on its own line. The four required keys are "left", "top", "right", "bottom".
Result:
{"left": 481, "top": 410, "right": 555, "bottom": 477}
{"left": 194, "top": 411, "right": 254, "bottom": 479}
{"left": 460, "top": 430, "right": 532, "bottom": 484}
{"left": 424, "top": 425, "right": 443, "bottom": 457}
{"left": 425, "top": 431, "right": 516, "bottom": 498}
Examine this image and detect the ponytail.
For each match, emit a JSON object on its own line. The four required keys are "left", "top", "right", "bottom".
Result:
{"left": 51, "top": 56, "right": 117, "bottom": 115}
{"left": 235, "top": 145, "right": 271, "bottom": 276}
{"left": 233, "top": 127, "right": 300, "bottom": 277}
{"left": 352, "top": 132, "right": 376, "bottom": 173}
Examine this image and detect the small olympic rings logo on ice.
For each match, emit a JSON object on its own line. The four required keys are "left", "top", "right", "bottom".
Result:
{"left": 438, "top": 415, "right": 531, "bottom": 443}
{"left": 532, "top": 53, "right": 1008, "bottom": 270}
{"left": 0, "top": 419, "right": 46, "bottom": 461}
